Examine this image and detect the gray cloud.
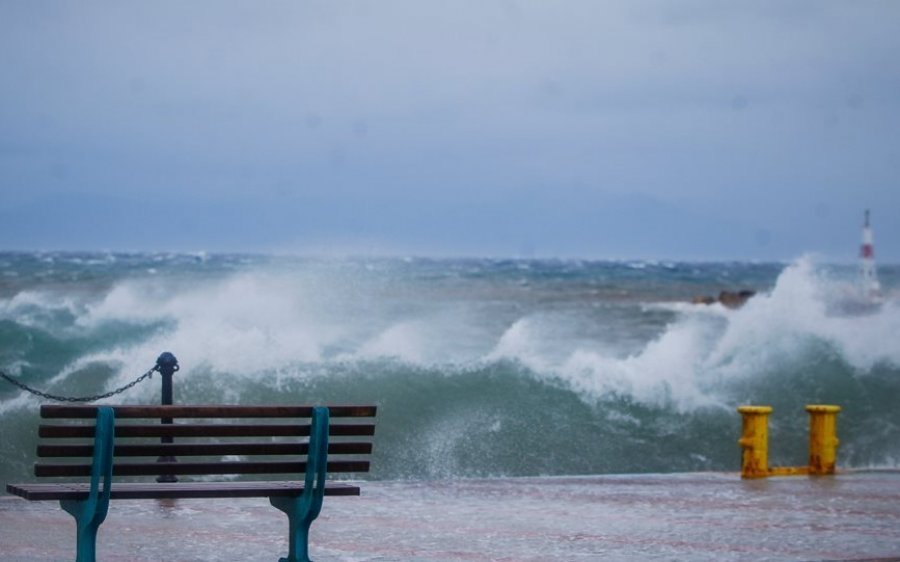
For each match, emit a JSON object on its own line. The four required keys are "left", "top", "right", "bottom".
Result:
{"left": 1, "top": 1, "right": 898, "bottom": 259}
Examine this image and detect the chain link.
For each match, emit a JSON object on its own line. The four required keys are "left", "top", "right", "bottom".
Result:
{"left": 0, "top": 365, "right": 158, "bottom": 402}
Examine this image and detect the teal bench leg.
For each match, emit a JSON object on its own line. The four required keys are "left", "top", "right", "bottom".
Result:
{"left": 270, "top": 406, "right": 329, "bottom": 562}
{"left": 59, "top": 406, "right": 115, "bottom": 562}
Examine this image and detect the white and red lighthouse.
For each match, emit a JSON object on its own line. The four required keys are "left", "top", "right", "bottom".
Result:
{"left": 859, "top": 209, "right": 881, "bottom": 299}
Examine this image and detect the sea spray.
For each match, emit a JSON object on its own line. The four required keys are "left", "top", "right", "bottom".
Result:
{"left": 1, "top": 252, "right": 899, "bottom": 486}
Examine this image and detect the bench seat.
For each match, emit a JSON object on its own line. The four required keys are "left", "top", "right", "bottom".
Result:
{"left": 7, "top": 480, "right": 361, "bottom": 501}
{"left": 5, "top": 403, "right": 376, "bottom": 562}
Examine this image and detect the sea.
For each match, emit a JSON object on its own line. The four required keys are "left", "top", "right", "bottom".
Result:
{"left": 2, "top": 251, "right": 899, "bottom": 488}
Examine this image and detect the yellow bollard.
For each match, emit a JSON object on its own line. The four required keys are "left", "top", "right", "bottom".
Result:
{"left": 737, "top": 405, "right": 773, "bottom": 478}
{"left": 806, "top": 404, "right": 841, "bottom": 475}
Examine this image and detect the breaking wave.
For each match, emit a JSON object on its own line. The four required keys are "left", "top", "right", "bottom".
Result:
{"left": 1, "top": 253, "right": 898, "bottom": 484}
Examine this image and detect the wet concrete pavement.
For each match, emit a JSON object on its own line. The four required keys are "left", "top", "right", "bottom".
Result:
{"left": 2, "top": 471, "right": 899, "bottom": 561}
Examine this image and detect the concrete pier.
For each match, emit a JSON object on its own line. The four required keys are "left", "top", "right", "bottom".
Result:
{"left": 2, "top": 471, "right": 899, "bottom": 561}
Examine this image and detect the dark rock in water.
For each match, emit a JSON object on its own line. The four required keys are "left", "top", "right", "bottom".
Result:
{"left": 691, "top": 290, "right": 756, "bottom": 309}
{"left": 719, "top": 290, "right": 756, "bottom": 309}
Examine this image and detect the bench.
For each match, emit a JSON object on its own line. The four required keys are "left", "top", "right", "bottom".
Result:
{"left": 5, "top": 404, "right": 377, "bottom": 562}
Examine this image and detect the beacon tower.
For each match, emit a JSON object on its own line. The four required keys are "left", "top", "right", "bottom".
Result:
{"left": 859, "top": 209, "right": 881, "bottom": 299}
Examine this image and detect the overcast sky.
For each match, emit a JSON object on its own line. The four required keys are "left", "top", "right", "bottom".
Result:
{"left": 1, "top": 1, "right": 898, "bottom": 261}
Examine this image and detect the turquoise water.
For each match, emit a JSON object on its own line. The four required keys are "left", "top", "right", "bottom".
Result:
{"left": 2, "top": 252, "right": 899, "bottom": 485}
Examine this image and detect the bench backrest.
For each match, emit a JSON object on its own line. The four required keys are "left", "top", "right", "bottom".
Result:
{"left": 35, "top": 405, "right": 376, "bottom": 480}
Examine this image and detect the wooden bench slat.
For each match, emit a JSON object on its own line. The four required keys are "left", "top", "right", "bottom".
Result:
{"left": 37, "top": 442, "right": 373, "bottom": 458}
{"left": 12, "top": 403, "right": 375, "bottom": 561}
{"left": 39, "top": 423, "right": 376, "bottom": 439}
{"left": 35, "top": 460, "right": 371, "bottom": 477}
{"left": 40, "top": 404, "right": 377, "bottom": 419}
{"left": 7, "top": 481, "right": 361, "bottom": 501}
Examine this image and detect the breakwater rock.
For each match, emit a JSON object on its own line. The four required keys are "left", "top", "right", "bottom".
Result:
{"left": 691, "top": 290, "right": 756, "bottom": 309}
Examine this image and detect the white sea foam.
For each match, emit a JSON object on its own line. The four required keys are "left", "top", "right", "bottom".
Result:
{"left": 72, "top": 265, "right": 502, "bottom": 379}
{"left": 0, "top": 291, "right": 83, "bottom": 332}
{"left": 708, "top": 256, "right": 900, "bottom": 376}
{"left": 0, "top": 389, "right": 34, "bottom": 415}
{"left": 484, "top": 256, "right": 900, "bottom": 411}
{"left": 77, "top": 273, "right": 341, "bottom": 376}
{"left": 487, "top": 313, "right": 726, "bottom": 410}
{"left": 6, "top": 255, "right": 898, "bottom": 415}
{"left": 356, "top": 321, "right": 432, "bottom": 364}
{"left": 2, "top": 254, "right": 899, "bottom": 478}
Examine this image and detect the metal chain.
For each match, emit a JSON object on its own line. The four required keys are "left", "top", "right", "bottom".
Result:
{"left": 0, "top": 365, "right": 158, "bottom": 402}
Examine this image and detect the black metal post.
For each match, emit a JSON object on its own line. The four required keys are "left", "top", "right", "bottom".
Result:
{"left": 155, "top": 351, "right": 179, "bottom": 483}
